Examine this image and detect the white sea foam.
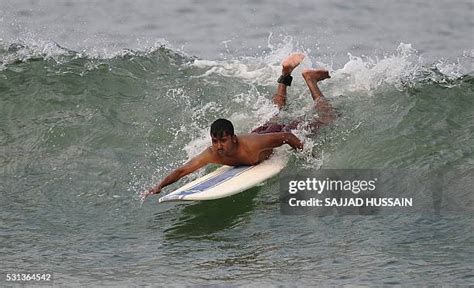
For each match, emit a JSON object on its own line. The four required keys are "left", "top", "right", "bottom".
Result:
{"left": 190, "top": 41, "right": 469, "bottom": 107}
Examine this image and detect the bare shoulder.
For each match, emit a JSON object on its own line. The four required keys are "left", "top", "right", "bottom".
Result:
{"left": 200, "top": 146, "right": 225, "bottom": 163}
{"left": 238, "top": 133, "right": 267, "bottom": 145}
{"left": 199, "top": 147, "right": 214, "bottom": 160}
{"left": 186, "top": 147, "right": 213, "bottom": 164}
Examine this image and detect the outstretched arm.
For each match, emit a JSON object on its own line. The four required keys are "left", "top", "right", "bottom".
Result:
{"left": 145, "top": 149, "right": 212, "bottom": 198}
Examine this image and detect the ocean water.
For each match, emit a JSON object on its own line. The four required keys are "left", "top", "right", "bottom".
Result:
{"left": 1, "top": 0, "right": 473, "bottom": 286}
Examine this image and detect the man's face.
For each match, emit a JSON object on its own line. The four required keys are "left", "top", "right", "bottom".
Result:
{"left": 211, "top": 134, "right": 235, "bottom": 156}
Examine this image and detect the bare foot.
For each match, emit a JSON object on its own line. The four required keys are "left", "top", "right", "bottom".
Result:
{"left": 302, "top": 68, "right": 331, "bottom": 82}
{"left": 281, "top": 53, "right": 305, "bottom": 75}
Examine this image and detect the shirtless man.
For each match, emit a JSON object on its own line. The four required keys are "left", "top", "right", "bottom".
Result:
{"left": 144, "top": 53, "right": 333, "bottom": 198}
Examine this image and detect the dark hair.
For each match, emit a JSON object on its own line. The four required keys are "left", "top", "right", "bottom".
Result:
{"left": 210, "top": 118, "right": 234, "bottom": 137}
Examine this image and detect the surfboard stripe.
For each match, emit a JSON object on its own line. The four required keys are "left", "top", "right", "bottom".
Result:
{"left": 158, "top": 165, "right": 253, "bottom": 202}
{"left": 177, "top": 166, "right": 233, "bottom": 191}
{"left": 176, "top": 165, "right": 252, "bottom": 198}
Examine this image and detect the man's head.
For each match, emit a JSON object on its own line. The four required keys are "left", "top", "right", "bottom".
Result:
{"left": 210, "top": 118, "right": 237, "bottom": 156}
{"left": 210, "top": 118, "right": 234, "bottom": 138}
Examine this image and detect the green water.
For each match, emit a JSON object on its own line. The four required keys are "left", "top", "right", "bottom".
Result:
{"left": 1, "top": 44, "right": 472, "bottom": 285}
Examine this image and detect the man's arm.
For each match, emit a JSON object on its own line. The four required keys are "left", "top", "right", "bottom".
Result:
{"left": 146, "top": 149, "right": 212, "bottom": 196}
{"left": 258, "top": 132, "right": 304, "bottom": 151}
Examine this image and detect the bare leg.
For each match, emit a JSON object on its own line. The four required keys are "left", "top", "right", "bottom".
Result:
{"left": 302, "top": 68, "right": 335, "bottom": 126}
{"left": 251, "top": 53, "right": 305, "bottom": 134}
{"left": 273, "top": 53, "right": 305, "bottom": 109}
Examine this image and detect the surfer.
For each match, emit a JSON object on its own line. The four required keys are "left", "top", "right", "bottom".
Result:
{"left": 145, "top": 53, "right": 334, "bottom": 197}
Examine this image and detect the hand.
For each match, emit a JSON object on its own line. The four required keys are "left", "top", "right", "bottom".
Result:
{"left": 140, "top": 186, "right": 161, "bottom": 202}
{"left": 148, "top": 186, "right": 161, "bottom": 195}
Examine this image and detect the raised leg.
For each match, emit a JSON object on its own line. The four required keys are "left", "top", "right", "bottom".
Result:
{"left": 273, "top": 53, "right": 305, "bottom": 110}
{"left": 302, "top": 68, "right": 335, "bottom": 125}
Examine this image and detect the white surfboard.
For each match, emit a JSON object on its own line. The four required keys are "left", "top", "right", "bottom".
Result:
{"left": 158, "top": 149, "right": 288, "bottom": 202}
